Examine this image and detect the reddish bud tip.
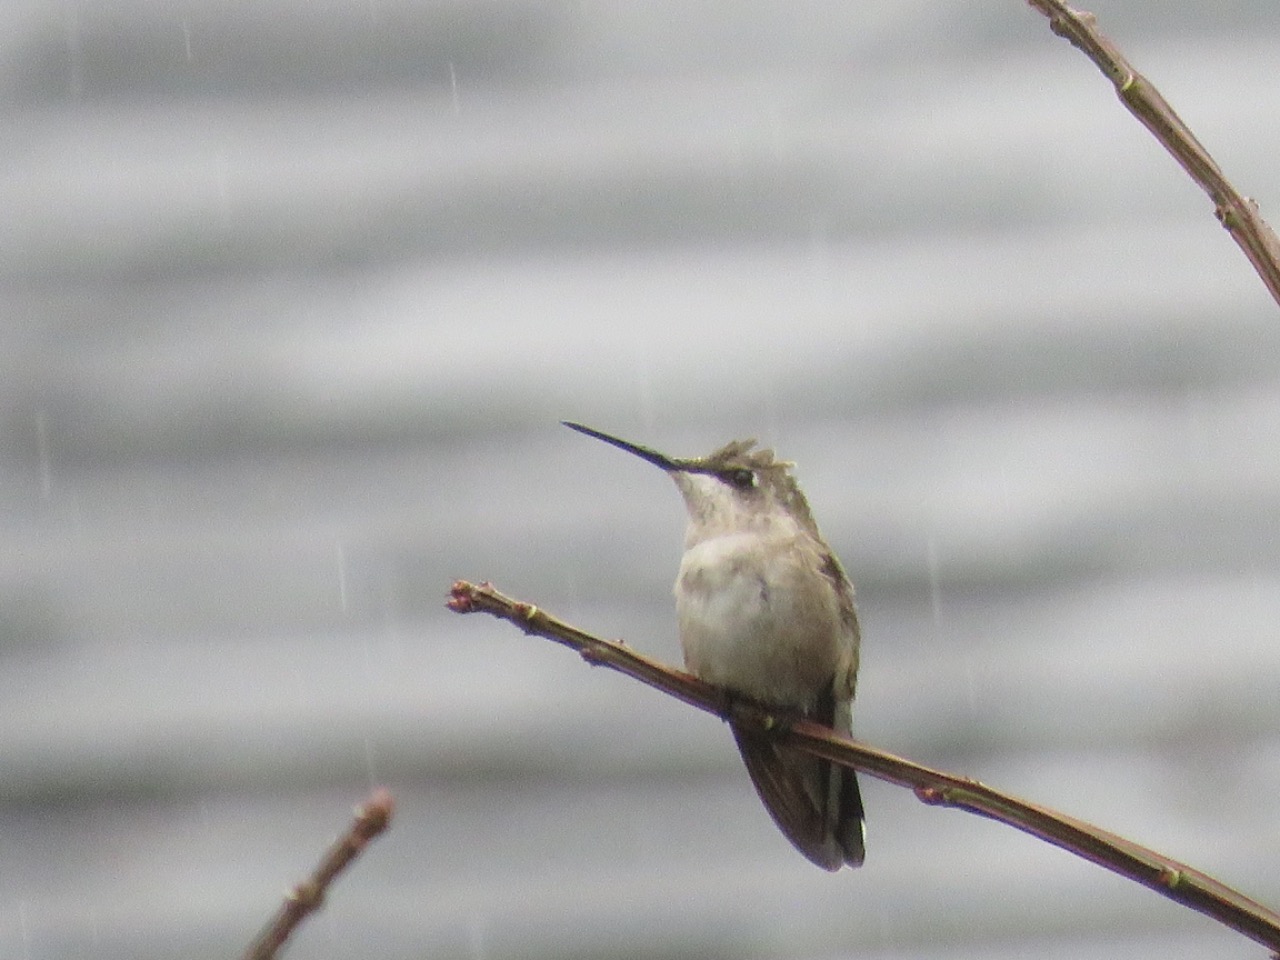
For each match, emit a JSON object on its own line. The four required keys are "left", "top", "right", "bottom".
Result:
{"left": 447, "top": 581, "right": 476, "bottom": 612}
{"left": 915, "top": 785, "right": 947, "bottom": 805}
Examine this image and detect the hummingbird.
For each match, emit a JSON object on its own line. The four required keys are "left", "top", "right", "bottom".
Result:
{"left": 564, "top": 421, "right": 865, "bottom": 870}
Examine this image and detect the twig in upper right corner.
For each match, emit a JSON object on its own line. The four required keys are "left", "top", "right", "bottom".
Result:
{"left": 1025, "top": 0, "right": 1280, "bottom": 309}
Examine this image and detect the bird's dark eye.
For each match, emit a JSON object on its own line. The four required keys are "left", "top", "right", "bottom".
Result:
{"left": 724, "top": 468, "right": 756, "bottom": 490}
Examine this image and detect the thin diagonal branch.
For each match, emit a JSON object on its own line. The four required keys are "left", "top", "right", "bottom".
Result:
{"left": 448, "top": 579, "right": 1280, "bottom": 955}
{"left": 241, "top": 788, "right": 395, "bottom": 960}
{"left": 1026, "top": 0, "right": 1280, "bottom": 310}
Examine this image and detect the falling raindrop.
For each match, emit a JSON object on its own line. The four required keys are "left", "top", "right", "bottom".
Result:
{"left": 35, "top": 410, "right": 51, "bottom": 500}
{"left": 362, "top": 736, "right": 380, "bottom": 789}
{"left": 631, "top": 336, "right": 656, "bottom": 434}
{"left": 926, "top": 534, "right": 942, "bottom": 634}
{"left": 467, "top": 912, "right": 488, "bottom": 960}
{"left": 448, "top": 61, "right": 460, "bottom": 114}
{"left": 18, "top": 899, "right": 30, "bottom": 960}
{"left": 335, "top": 539, "right": 349, "bottom": 613}
{"left": 928, "top": 536, "right": 977, "bottom": 709}
{"left": 763, "top": 371, "right": 780, "bottom": 446}
{"left": 65, "top": 7, "right": 83, "bottom": 99}
{"left": 213, "top": 154, "right": 232, "bottom": 229}
{"left": 181, "top": 18, "right": 192, "bottom": 61}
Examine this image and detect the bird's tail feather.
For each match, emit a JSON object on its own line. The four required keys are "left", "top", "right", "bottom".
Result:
{"left": 731, "top": 724, "right": 865, "bottom": 870}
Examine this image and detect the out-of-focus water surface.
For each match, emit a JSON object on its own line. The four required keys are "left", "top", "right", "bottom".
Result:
{"left": 2, "top": 1, "right": 1280, "bottom": 957}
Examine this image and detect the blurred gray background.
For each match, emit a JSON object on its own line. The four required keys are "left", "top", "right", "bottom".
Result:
{"left": 3, "top": 0, "right": 1280, "bottom": 957}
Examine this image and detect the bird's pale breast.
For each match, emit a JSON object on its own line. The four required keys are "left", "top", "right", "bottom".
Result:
{"left": 675, "top": 530, "right": 845, "bottom": 711}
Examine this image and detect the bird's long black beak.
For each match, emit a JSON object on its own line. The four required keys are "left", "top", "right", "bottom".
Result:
{"left": 562, "top": 421, "right": 689, "bottom": 472}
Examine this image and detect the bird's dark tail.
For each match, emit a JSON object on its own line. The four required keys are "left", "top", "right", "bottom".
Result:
{"left": 731, "top": 723, "right": 865, "bottom": 870}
